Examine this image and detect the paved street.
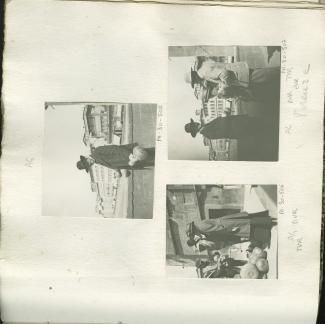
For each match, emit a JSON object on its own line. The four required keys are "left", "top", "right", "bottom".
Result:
{"left": 113, "top": 104, "right": 157, "bottom": 218}
{"left": 126, "top": 104, "right": 157, "bottom": 219}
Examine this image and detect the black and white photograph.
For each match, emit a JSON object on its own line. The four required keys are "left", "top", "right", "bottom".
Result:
{"left": 166, "top": 185, "right": 278, "bottom": 279}
{"left": 43, "top": 102, "right": 157, "bottom": 218}
{"left": 2, "top": 1, "right": 324, "bottom": 322}
{"left": 168, "top": 46, "right": 281, "bottom": 161}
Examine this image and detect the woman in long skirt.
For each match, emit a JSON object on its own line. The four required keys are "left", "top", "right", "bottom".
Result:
{"left": 190, "top": 210, "right": 273, "bottom": 248}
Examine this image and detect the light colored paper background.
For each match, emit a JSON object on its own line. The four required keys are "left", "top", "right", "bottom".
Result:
{"left": 1, "top": 1, "right": 324, "bottom": 323}
{"left": 62, "top": 0, "right": 325, "bottom": 9}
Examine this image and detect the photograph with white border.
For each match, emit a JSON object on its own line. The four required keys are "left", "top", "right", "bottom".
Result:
{"left": 166, "top": 184, "right": 278, "bottom": 279}
{"left": 43, "top": 102, "right": 157, "bottom": 218}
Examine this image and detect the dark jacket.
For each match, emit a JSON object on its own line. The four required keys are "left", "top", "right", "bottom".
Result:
{"left": 200, "top": 115, "right": 261, "bottom": 140}
{"left": 91, "top": 144, "right": 155, "bottom": 171}
{"left": 91, "top": 144, "right": 135, "bottom": 171}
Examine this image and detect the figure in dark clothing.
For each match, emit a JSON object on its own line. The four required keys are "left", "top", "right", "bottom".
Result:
{"left": 187, "top": 210, "right": 273, "bottom": 249}
{"left": 184, "top": 116, "right": 263, "bottom": 140}
{"left": 76, "top": 143, "right": 155, "bottom": 177}
{"left": 195, "top": 253, "right": 247, "bottom": 279}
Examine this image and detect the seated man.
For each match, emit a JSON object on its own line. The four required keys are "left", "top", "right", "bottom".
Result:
{"left": 76, "top": 144, "right": 155, "bottom": 177}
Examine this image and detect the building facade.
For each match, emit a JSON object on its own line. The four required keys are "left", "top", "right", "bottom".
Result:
{"left": 82, "top": 103, "right": 127, "bottom": 217}
{"left": 190, "top": 52, "right": 243, "bottom": 161}
{"left": 83, "top": 104, "right": 125, "bottom": 146}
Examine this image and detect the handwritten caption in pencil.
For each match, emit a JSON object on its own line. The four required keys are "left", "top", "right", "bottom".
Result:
{"left": 156, "top": 105, "right": 163, "bottom": 142}
{"left": 281, "top": 40, "right": 311, "bottom": 135}
{"left": 279, "top": 184, "right": 303, "bottom": 252}
{"left": 287, "top": 208, "right": 303, "bottom": 252}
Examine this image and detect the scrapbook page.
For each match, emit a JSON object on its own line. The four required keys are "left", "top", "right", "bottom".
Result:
{"left": 0, "top": 1, "right": 324, "bottom": 323}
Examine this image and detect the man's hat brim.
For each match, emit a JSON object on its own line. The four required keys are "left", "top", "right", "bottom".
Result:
{"left": 77, "top": 155, "right": 90, "bottom": 173}
{"left": 185, "top": 118, "right": 199, "bottom": 138}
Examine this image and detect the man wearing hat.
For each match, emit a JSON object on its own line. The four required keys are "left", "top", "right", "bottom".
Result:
{"left": 185, "top": 57, "right": 280, "bottom": 101}
{"left": 184, "top": 115, "right": 262, "bottom": 140}
{"left": 185, "top": 59, "right": 248, "bottom": 89}
{"left": 185, "top": 58, "right": 280, "bottom": 87}
{"left": 76, "top": 143, "right": 155, "bottom": 177}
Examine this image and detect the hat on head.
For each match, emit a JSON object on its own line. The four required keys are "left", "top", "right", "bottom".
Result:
{"left": 187, "top": 238, "right": 196, "bottom": 247}
{"left": 184, "top": 68, "right": 201, "bottom": 88}
{"left": 184, "top": 118, "right": 200, "bottom": 138}
{"left": 76, "top": 155, "right": 91, "bottom": 173}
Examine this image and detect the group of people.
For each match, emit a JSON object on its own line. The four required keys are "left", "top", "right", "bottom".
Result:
{"left": 76, "top": 143, "right": 155, "bottom": 177}
{"left": 183, "top": 54, "right": 280, "bottom": 140}
{"left": 195, "top": 251, "right": 247, "bottom": 279}
{"left": 185, "top": 55, "right": 280, "bottom": 101}
{"left": 186, "top": 210, "right": 275, "bottom": 278}
{"left": 195, "top": 240, "right": 266, "bottom": 279}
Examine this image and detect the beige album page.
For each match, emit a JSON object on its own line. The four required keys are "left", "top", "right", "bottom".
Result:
{"left": 1, "top": 1, "right": 324, "bottom": 323}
